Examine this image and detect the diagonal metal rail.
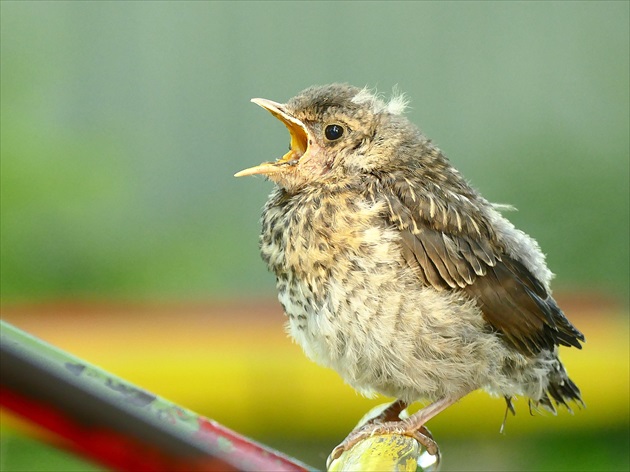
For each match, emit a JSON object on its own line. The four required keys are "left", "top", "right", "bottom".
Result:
{"left": 0, "top": 320, "right": 316, "bottom": 471}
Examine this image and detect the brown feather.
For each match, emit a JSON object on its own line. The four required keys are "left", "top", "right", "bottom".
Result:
{"left": 379, "top": 176, "right": 585, "bottom": 356}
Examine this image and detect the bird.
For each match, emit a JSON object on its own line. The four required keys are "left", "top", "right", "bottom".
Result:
{"left": 235, "top": 83, "right": 584, "bottom": 459}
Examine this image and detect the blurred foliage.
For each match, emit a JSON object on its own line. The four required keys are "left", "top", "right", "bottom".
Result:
{"left": 0, "top": 432, "right": 102, "bottom": 472}
{"left": 1, "top": 2, "right": 628, "bottom": 303}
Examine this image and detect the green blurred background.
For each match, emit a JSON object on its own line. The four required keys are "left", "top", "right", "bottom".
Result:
{"left": 1, "top": 1, "right": 628, "bottom": 471}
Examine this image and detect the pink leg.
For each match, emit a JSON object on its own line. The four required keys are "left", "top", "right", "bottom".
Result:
{"left": 330, "top": 393, "right": 469, "bottom": 461}
{"left": 400, "top": 395, "right": 462, "bottom": 431}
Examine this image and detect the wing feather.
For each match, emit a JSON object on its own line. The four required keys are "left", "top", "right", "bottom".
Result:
{"left": 379, "top": 178, "right": 584, "bottom": 355}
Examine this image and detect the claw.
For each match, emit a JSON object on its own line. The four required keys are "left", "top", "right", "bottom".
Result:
{"left": 329, "top": 420, "right": 440, "bottom": 463}
{"left": 328, "top": 396, "right": 465, "bottom": 469}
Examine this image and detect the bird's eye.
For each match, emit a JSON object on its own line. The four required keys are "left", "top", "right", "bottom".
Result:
{"left": 325, "top": 124, "right": 344, "bottom": 141}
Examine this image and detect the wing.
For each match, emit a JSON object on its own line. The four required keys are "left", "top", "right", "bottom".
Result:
{"left": 375, "top": 175, "right": 584, "bottom": 356}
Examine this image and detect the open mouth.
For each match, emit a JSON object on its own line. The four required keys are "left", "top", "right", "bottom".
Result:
{"left": 234, "top": 98, "right": 309, "bottom": 178}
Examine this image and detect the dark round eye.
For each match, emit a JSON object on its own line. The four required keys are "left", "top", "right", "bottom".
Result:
{"left": 325, "top": 124, "right": 344, "bottom": 141}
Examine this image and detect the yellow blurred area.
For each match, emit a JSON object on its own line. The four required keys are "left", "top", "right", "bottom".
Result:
{"left": 1, "top": 297, "right": 628, "bottom": 442}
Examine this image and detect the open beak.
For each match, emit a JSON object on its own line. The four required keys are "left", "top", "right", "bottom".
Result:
{"left": 234, "top": 98, "right": 309, "bottom": 177}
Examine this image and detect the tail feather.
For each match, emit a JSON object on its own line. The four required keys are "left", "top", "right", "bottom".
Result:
{"left": 533, "top": 362, "right": 584, "bottom": 414}
{"left": 503, "top": 359, "right": 582, "bottom": 432}
{"left": 546, "top": 374, "right": 584, "bottom": 411}
{"left": 530, "top": 393, "right": 557, "bottom": 415}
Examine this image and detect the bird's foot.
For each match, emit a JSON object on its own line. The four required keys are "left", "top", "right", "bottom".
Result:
{"left": 329, "top": 420, "right": 439, "bottom": 463}
{"left": 328, "top": 395, "right": 468, "bottom": 465}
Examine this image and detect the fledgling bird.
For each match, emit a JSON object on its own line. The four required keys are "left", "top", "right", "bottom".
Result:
{"left": 235, "top": 84, "right": 584, "bottom": 457}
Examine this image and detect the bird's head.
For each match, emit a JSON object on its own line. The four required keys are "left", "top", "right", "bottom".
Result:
{"left": 235, "top": 83, "right": 419, "bottom": 192}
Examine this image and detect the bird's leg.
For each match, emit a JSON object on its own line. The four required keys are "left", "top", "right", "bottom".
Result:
{"left": 330, "top": 393, "right": 469, "bottom": 461}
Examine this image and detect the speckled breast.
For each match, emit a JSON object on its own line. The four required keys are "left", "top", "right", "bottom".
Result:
{"left": 258, "top": 186, "right": 408, "bottom": 368}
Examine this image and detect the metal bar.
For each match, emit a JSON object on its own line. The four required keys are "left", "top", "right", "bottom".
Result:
{"left": 0, "top": 320, "right": 315, "bottom": 471}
